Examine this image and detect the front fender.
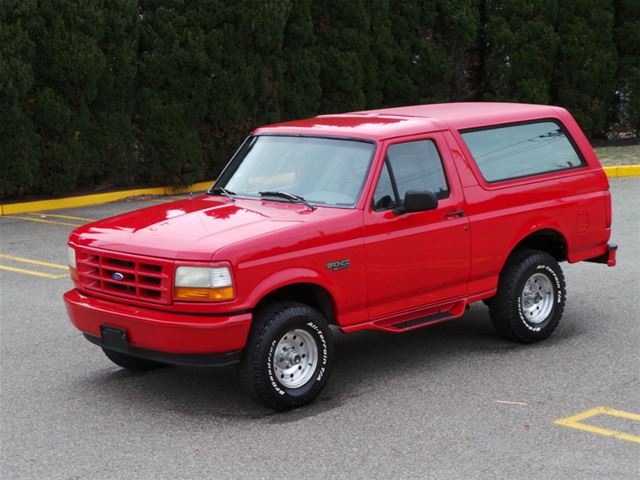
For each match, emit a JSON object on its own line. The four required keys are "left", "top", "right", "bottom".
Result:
{"left": 243, "top": 267, "right": 334, "bottom": 310}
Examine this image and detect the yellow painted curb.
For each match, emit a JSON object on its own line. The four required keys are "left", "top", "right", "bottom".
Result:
{"left": 603, "top": 165, "right": 640, "bottom": 177}
{"left": 0, "top": 180, "right": 213, "bottom": 216}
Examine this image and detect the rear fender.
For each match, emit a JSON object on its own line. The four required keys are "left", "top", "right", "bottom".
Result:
{"left": 501, "top": 219, "right": 569, "bottom": 270}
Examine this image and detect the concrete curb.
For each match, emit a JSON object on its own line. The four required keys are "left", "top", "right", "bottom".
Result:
{"left": 0, "top": 181, "right": 213, "bottom": 215}
{"left": 1, "top": 166, "right": 638, "bottom": 216}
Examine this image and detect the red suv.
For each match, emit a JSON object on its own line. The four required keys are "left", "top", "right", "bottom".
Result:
{"left": 64, "top": 103, "right": 617, "bottom": 410}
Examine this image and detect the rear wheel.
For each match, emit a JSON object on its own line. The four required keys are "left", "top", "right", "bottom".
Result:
{"left": 102, "top": 348, "right": 164, "bottom": 371}
{"left": 239, "top": 302, "right": 333, "bottom": 411}
{"left": 489, "top": 249, "right": 566, "bottom": 343}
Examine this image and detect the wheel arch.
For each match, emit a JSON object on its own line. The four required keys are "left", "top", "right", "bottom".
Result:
{"left": 255, "top": 282, "right": 337, "bottom": 325}
{"left": 503, "top": 227, "right": 568, "bottom": 270}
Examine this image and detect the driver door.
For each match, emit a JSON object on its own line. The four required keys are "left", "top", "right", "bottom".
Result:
{"left": 364, "top": 133, "right": 470, "bottom": 320}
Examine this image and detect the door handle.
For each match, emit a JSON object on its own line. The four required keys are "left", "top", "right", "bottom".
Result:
{"left": 445, "top": 210, "right": 465, "bottom": 218}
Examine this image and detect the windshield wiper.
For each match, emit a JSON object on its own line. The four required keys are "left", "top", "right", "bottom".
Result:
{"left": 207, "top": 186, "right": 236, "bottom": 201}
{"left": 259, "top": 191, "right": 316, "bottom": 211}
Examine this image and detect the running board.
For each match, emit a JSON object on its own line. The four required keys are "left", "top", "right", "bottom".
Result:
{"left": 342, "top": 299, "right": 467, "bottom": 333}
{"left": 392, "top": 312, "right": 454, "bottom": 330}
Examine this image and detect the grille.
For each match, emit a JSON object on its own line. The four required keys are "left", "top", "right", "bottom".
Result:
{"left": 75, "top": 249, "right": 172, "bottom": 305}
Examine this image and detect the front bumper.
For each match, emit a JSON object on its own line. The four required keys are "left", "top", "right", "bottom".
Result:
{"left": 82, "top": 332, "right": 241, "bottom": 367}
{"left": 64, "top": 289, "right": 252, "bottom": 362}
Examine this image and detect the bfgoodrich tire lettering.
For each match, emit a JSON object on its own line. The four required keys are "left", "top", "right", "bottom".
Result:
{"left": 239, "top": 302, "right": 333, "bottom": 410}
{"left": 489, "top": 249, "right": 566, "bottom": 343}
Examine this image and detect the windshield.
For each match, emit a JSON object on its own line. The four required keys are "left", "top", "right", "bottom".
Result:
{"left": 215, "top": 135, "right": 375, "bottom": 208}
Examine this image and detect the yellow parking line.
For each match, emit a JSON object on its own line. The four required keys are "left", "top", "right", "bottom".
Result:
{"left": 0, "top": 265, "right": 68, "bottom": 279}
{"left": 0, "top": 253, "right": 68, "bottom": 270}
{"left": 1, "top": 215, "right": 82, "bottom": 227}
{"left": 26, "top": 212, "right": 93, "bottom": 222}
{"left": 554, "top": 407, "right": 640, "bottom": 444}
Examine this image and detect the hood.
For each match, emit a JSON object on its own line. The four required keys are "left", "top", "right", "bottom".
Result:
{"left": 70, "top": 195, "right": 343, "bottom": 261}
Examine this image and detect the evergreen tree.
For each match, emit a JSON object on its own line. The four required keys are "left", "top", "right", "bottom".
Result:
{"left": 311, "top": 0, "right": 371, "bottom": 112}
{"left": 137, "top": 0, "right": 210, "bottom": 184}
{"left": 614, "top": 0, "right": 640, "bottom": 134}
{"left": 91, "top": 0, "right": 138, "bottom": 186}
{"left": 280, "top": 0, "right": 322, "bottom": 119}
{"left": 0, "top": 0, "right": 39, "bottom": 197}
{"left": 138, "top": 0, "right": 293, "bottom": 182}
{"left": 433, "top": 0, "right": 481, "bottom": 100}
{"left": 360, "top": 0, "right": 392, "bottom": 108}
{"left": 553, "top": 0, "right": 617, "bottom": 137}
{"left": 29, "top": 1, "right": 110, "bottom": 193}
{"left": 386, "top": 1, "right": 453, "bottom": 106}
{"left": 481, "top": 0, "right": 559, "bottom": 103}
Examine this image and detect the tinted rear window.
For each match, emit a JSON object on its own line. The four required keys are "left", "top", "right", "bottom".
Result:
{"left": 461, "top": 121, "right": 584, "bottom": 182}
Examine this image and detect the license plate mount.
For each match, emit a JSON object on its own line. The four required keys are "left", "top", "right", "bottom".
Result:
{"left": 100, "top": 325, "right": 128, "bottom": 351}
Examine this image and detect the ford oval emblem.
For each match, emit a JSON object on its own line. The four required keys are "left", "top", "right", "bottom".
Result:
{"left": 112, "top": 272, "right": 125, "bottom": 281}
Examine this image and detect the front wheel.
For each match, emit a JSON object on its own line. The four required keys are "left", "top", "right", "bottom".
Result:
{"left": 239, "top": 302, "right": 333, "bottom": 411}
{"left": 489, "top": 249, "right": 566, "bottom": 343}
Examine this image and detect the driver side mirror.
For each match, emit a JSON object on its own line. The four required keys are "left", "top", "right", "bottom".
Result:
{"left": 394, "top": 190, "right": 438, "bottom": 215}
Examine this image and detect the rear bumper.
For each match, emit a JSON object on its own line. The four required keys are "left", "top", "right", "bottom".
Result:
{"left": 585, "top": 243, "right": 618, "bottom": 267}
{"left": 64, "top": 289, "right": 252, "bottom": 357}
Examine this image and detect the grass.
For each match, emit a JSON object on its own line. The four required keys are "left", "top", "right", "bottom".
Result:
{"left": 594, "top": 144, "right": 640, "bottom": 166}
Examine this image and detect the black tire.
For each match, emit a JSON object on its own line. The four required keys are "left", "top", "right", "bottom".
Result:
{"left": 239, "top": 302, "right": 333, "bottom": 411}
{"left": 489, "top": 249, "right": 566, "bottom": 343}
{"left": 102, "top": 348, "right": 164, "bottom": 371}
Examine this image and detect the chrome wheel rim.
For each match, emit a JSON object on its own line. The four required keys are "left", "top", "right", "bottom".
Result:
{"left": 521, "top": 273, "right": 554, "bottom": 324}
{"left": 273, "top": 329, "right": 318, "bottom": 389}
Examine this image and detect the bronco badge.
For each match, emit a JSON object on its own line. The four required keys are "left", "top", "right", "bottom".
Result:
{"left": 326, "top": 259, "right": 350, "bottom": 271}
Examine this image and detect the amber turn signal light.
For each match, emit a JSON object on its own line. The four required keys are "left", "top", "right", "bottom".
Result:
{"left": 175, "top": 286, "right": 234, "bottom": 301}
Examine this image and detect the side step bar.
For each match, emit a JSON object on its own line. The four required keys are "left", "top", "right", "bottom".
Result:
{"left": 392, "top": 312, "right": 454, "bottom": 330}
{"left": 341, "top": 299, "right": 467, "bottom": 334}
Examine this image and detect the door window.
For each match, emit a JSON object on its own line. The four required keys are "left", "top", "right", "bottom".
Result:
{"left": 372, "top": 139, "right": 450, "bottom": 211}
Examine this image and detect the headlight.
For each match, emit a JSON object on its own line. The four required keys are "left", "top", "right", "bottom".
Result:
{"left": 174, "top": 266, "right": 234, "bottom": 301}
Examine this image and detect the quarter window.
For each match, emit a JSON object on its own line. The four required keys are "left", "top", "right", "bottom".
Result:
{"left": 461, "top": 121, "right": 585, "bottom": 182}
{"left": 372, "top": 139, "right": 450, "bottom": 211}
{"left": 372, "top": 162, "right": 397, "bottom": 210}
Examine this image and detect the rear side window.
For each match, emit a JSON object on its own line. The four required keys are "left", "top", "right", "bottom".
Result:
{"left": 461, "top": 121, "right": 585, "bottom": 183}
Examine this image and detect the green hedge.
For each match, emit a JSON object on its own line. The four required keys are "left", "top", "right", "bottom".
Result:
{"left": 1, "top": 0, "right": 637, "bottom": 198}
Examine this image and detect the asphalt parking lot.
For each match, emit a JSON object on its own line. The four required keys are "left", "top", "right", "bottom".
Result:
{"left": 1, "top": 178, "right": 638, "bottom": 480}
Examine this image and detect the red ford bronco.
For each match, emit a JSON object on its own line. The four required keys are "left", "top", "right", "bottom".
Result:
{"left": 64, "top": 103, "right": 617, "bottom": 410}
